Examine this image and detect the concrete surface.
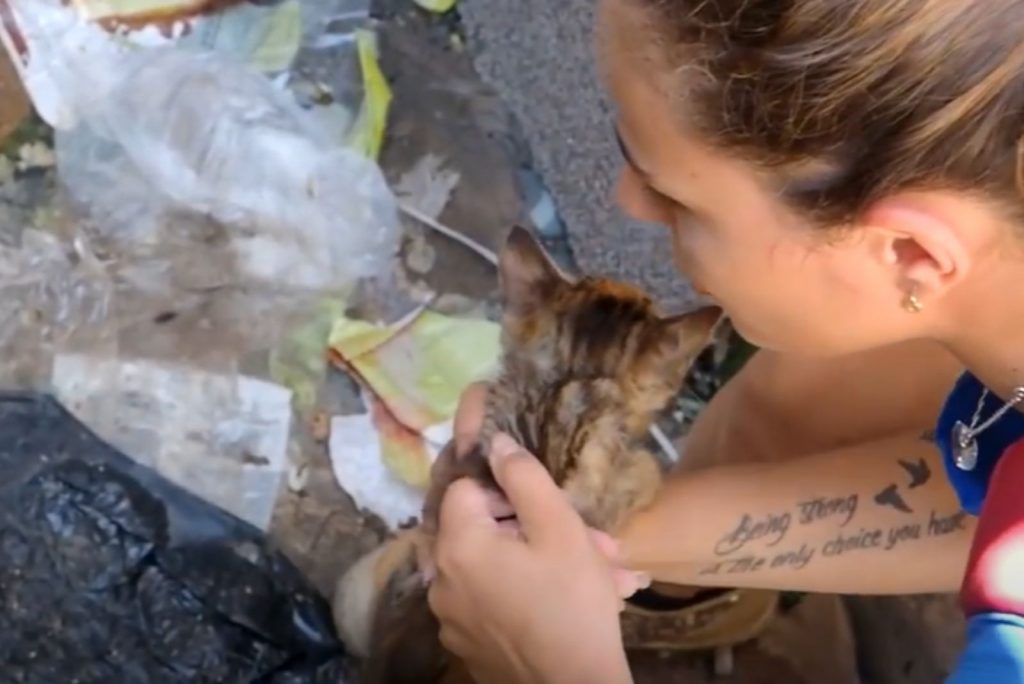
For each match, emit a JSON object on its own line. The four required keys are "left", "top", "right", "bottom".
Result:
{"left": 459, "top": 0, "right": 696, "bottom": 310}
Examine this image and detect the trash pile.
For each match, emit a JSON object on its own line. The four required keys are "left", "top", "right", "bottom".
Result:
{"left": 0, "top": 0, "right": 490, "bottom": 680}
{"left": 329, "top": 304, "right": 500, "bottom": 528}
{"left": 0, "top": 393, "right": 349, "bottom": 682}
{"left": 0, "top": 1, "right": 773, "bottom": 680}
{"left": 0, "top": 0, "right": 725, "bottom": 545}
{"left": 0, "top": 0, "right": 406, "bottom": 529}
{"left": 0, "top": 0, "right": 701, "bottom": 534}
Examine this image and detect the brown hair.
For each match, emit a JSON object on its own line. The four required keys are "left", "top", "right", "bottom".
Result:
{"left": 624, "top": 0, "right": 1024, "bottom": 224}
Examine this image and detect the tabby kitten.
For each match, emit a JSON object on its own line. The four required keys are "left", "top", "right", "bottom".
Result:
{"left": 363, "top": 225, "right": 721, "bottom": 683}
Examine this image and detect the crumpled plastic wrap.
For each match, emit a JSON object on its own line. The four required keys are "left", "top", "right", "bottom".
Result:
{"left": 3, "top": 0, "right": 397, "bottom": 304}
{"left": 0, "top": 0, "right": 403, "bottom": 528}
{"left": 52, "top": 354, "right": 295, "bottom": 530}
{"left": 0, "top": 228, "right": 115, "bottom": 390}
{"left": 55, "top": 45, "right": 397, "bottom": 294}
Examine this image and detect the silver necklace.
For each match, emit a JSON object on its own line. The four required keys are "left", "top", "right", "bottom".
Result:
{"left": 952, "top": 385, "right": 1024, "bottom": 471}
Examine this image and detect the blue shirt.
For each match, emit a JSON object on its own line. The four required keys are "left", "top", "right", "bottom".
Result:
{"left": 948, "top": 614, "right": 1024, "bottom": 684}
{"left": 937, "top": 374, "right": 1024, "bottom": 683}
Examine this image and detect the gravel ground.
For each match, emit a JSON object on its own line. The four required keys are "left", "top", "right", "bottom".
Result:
{"left": 459, "top": 0, "right": 697, "bottom": 310}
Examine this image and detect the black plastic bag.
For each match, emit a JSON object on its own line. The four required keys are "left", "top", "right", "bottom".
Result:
{"left": 0, "top": 393, "right": 350, "bottom": 683}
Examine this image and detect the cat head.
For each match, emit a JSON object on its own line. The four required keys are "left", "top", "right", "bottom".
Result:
{"left": 496, "top": 225, "right": 722, "bottom": 414}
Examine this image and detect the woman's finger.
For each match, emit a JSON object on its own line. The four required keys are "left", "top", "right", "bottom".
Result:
{"left": 612, "top": 567, "right": 652, "bottom": 599}
{"left": 488, "top": 433, "right": 586, "bottom": 547}
{"left": 496, "top": 517, "right": 524, "bottom": 540}
{"left": 482, "top": 488, "right": 515, "bottom": 519}
{"left": 453, "top": 382, "right": 489, "bottom": 456}
{"left": 414, "top": 533, "right": 437, "bottom": 585}
{"left": 437, "top": 624, "right": 466, "bottom": 653}
{"left": 589, "top": 529, "right": 651, "bottom": 597}
{"left": 437, "top": 477, "right": 499, "bottom": 541}
{"left": 588, "top": 529, "right": 622, "bottom": 562}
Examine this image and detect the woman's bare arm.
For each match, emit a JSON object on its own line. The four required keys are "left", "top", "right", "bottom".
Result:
{"left": 618, "top": 430, "right": 973, "bottom": 594}
{"left": 451, "top": 341, "right": 967, "bottom": 595}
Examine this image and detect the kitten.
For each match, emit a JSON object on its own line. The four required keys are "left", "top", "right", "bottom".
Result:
{"left": 361, "top": 225, "right": 721, "bottom": 683}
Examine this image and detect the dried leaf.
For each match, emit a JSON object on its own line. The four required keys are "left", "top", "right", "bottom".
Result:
{"left": 413, "top": 0, "right": 458, "bottom": 13}
{"left": 393, "top": 154, "right": 460, "bottom": 220}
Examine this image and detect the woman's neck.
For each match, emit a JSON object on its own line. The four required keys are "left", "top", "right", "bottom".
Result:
{"left": 944, "top": 273, "right": 1024, "bottom": 401}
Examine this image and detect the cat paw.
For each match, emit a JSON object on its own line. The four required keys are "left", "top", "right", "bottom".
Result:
{"left": 332, "top": 529, "right": 423, "bottom": 657}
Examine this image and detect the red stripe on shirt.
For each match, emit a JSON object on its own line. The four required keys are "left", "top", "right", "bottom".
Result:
{"left": 961, "top": 439, "right": 1024, "bottom": 617}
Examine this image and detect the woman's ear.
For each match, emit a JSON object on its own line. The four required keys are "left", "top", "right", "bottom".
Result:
{"left": 859, "top": 194, "right": 976, "bottom": 302}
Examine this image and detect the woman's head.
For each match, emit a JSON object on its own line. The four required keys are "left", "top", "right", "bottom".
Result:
{"left": 598, "top": 0, "right": 1024, "bottom": 355}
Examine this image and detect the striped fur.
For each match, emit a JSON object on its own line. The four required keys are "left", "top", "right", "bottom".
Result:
{"left": 423, "top": 225, "right": 721, "bottom": 532}
{"left": 365, "top": 226, "right": 721, "bottom": 683}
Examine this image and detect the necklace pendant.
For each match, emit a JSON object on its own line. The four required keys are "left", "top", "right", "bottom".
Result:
{"left": 952, "top": 421, "right": 979, "bottom": 471}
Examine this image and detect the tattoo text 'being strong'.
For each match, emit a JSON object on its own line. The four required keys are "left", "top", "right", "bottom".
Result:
{"left": 714, "top": 494, "right": 859, "bottom": 556}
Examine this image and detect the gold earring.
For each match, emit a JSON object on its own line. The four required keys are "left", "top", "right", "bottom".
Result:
{"left": 902, "top": 284, "right": 923, "bottom": 313}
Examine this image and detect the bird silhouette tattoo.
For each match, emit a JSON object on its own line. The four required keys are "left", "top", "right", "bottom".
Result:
{"left": 874, "top": 484, "right": 914, "bottom": 514}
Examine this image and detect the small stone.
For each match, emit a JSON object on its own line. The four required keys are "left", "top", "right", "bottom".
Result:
{"left": 16, "top": 141, "right": 55, "bottom": 171}
{"left": 288, "top": 462, "right": 310, "bottom": 495}
{"left": 403, "top": 278, "right": 436, "bottom": 304}
{"left": 310, "top": 411, "right": 331, "bottom": 442}
{"left": 313, "top": 81, "right": 335, "bottom": 105}
{"left": 404, "top": 233, "right": 437, "bottom": 274}
{"left": 0, "top": 157, "right": 14, "bottom": 185}
{"left": 431, "top": 293, "right": 485, "bottom": 316}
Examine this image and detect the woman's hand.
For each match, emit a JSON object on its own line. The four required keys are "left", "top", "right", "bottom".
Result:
{"left": 427, "top": 430, "right": 634, "bottom": 684}
{"left": 425, "top": 383, "right": 649, "bottom": 596}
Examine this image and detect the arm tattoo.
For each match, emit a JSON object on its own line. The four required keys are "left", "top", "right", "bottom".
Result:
{"left": 874, "top": 484, "right": 914, "bottom": 513}
{"left": 897, "top": 458, "right": 931, "bottom": 488}
{"left": 702, "top": 496, "right": 969, "bottom": 577}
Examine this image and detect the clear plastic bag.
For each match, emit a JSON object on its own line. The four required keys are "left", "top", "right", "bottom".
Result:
{"left": 58, "top": 46, "right": 398, "bottom": 296}
{"left": 296, "top": 0, "right": 373, "bottom": 138}
{"left": 4, "top": 0, "right": 398, "bottom": 297}
{"left": 302, "top": 0, "right": 371, "bottom": 50}
{"left": 51, "top": 354, "right": 293, "bottom": 530}
{"left": 0, "top": 0, "right": 404, "bottom": 528}
{"left": 0, "top": 228, "right": 115, "bottom": 390}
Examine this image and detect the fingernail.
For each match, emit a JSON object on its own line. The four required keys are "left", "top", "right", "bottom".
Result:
{"left": 635, "top": 573, "right": 652, "bottom": 591}
{"left": 490, "top": 433, "right": 520, "bottom": 462}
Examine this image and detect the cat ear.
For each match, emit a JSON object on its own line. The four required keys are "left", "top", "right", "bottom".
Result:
{"left": 653, "top": 306, "right": 724, "bottom": 368}
{"left": 498, "top": 225, "right": 568, "bottom": 312}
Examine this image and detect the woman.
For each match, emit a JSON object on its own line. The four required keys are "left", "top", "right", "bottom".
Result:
{"left": 427, "top": 0, "right": 1024, "bottom": 682}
